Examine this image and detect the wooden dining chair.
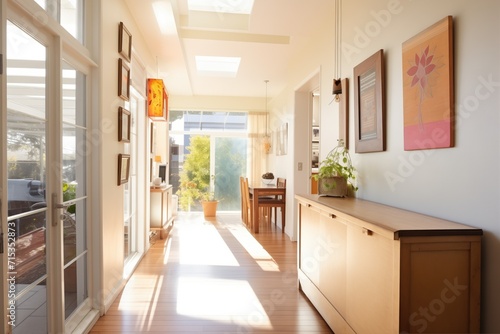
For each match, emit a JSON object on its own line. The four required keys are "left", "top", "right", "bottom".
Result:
{"left": 274, "top": 178, "right": 286, "bottom": 228}
{"left": 241, "top": 177, "right": 253, "bottom": 230}
{"left": 258, "top": 178, "right": 286, "bottom": 233}
{"left": 240, "top": 176, "right": 245, "bottom": 223}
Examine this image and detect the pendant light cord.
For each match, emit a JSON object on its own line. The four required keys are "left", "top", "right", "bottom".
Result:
{"left": 334, "top": 0, "right": 342, "bottom": 80}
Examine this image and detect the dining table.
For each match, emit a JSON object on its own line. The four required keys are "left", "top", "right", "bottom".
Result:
{"left": 247, "top": 182, "right": 286, "bottom": 233}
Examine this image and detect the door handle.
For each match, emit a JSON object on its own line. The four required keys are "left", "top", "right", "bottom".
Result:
{"left": 52, "top": 193, "right": 72, "bottom": 226}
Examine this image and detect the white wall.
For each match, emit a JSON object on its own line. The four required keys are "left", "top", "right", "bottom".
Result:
{"left": 98, "top": 0, "right": 156, "bottom": 313}
{"left": 269, "top": 0, "right": 500, "bottom": 332}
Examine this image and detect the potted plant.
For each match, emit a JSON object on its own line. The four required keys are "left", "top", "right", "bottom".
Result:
{"left": 200, "top": 174, "right": 219, "bottom": 218}
{"left": 312, "top": 139, "right": 358, "bottom": 197}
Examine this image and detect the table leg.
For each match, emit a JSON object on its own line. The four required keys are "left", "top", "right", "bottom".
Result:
{"left": 253, "top": 193, "right": 259, "bottom": 233}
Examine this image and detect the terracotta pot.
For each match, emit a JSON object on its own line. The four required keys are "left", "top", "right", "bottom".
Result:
{"left": 201, "top": 200, "right": 218, "bottom": 217}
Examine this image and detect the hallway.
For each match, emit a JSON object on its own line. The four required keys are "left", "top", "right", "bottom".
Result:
{"left": 89, "top": 213, "right": 332, "bottom": 333}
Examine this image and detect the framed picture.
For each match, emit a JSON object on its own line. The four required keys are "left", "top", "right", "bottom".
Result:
{"left": 118, "top": 107, "right": 131, "bottom": 142}
{"left": 118, "top": 58, "right": 130, "bottom": 101}
{"left": 402, "top": 16, "right": 454, "bottom": 150}
{"left": 276, "top": 122, "right": 288, "bottom": 156}
{"left": 312, "top": 126, "right": 320, "bottom": 142}
{"left": 150, "top": 122, "right": 155, "bottom": 153}
{"left": 118, "top": 22, "right": 132, "bottom": 62}
{"left": 338, "top": 78, "right": 349, "bottom": 149}
{"left": 118, "top": 154, "right": 130, "bottom": 185}
{"left": 353, "top": 49, "right": 385, "bottom": 153}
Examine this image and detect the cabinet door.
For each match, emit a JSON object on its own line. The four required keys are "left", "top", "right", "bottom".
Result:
{"left": 298, "top": 203, "right": 321, "bottom": 286}
{"left": 346, "top": 224, "right": 397, "bottom": 333}
{"left": 399, "top": 237, "right": 481, "bottom": 333}
{"left": 318, "top": 211, "right": 347, "bottom": 317}
{"left": 161, "top": 189, "right": 168, "bottom": 224}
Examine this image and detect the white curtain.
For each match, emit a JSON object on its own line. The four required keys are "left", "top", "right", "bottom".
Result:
{"left": 247, "top": 112, "right": 270, "bottom": 184}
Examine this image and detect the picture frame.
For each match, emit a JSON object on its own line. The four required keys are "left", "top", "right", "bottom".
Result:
{"left": 276, "top": 122, "right": 288, "bottom": 156}
{"left": 118, "top": 58, "right": 130, "bottom": 101}
{"left": 338, "top": 78, "right": 349, "bottom": 149}
{"left": 353, "top": 49, "right": 385, "bottom": 153}
{"left": 150, "top": 122, "right": 155, "bottom": 153}
{"left": 118, "top": 107, "right": 131, "bottom": 142}
{"left": 118, "top": 22, "right": 132, "bottom": 62}
{"left": 312, "top": 126, "right": 320, "bottom": 142}
{"left": 402, "top": 16, "right": 454, "bottom": 150}
{"left": 118, "top": 154, "right": 130, "bottom": 185}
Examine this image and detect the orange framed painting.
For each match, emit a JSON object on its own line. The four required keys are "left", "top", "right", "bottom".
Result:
{"left": 402, "top": 16, "right": 454, "bottom": 150}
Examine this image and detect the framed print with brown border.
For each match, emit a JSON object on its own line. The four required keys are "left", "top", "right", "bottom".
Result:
{"left": 118, "top": 154, "right": 130, "bottom": 185}
{"left": 118, "top": 22, "right": 132, "bottom": 62}
{"left": 402, "top": 16, "right": 454, "bottom": 150}
{"left": 118, "top": 58, "right": 130, "bottom": 101}
{"left": 353, "top": 49, "right": 385, "bottom": 153}
{"left": 118, "top": 107, "right": 131, "bottom": 142}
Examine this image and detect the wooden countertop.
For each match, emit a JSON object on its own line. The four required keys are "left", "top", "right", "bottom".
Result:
{"left": 295, "top": 194, "right": 483, "bottom": 239}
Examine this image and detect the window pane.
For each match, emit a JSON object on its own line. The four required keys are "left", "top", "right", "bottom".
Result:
{"left": 34, "top": 0, "right": 84, "bottom": 42}
{"left": 215, "top": 137, "right": 247, "bottom": 210}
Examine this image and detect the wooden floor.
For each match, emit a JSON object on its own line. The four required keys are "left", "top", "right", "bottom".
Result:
{"left": 89, "top": 213, "right": 332, "bottom": 333}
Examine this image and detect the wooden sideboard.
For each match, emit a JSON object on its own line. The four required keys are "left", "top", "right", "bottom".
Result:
{"left": 150, "top": 185, "right": 175, "bottom": 239}
{"left": 296, "top": 194, "right": 482, "bottom": 334}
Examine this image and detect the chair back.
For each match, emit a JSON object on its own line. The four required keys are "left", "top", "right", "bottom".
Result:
{"left": 277, "top": 178, "right": 286, "bottom": 188}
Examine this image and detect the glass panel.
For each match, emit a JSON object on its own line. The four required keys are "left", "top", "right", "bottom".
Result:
{"left": 64, "top": 255, "right": 87, "bottom": 319}
{"left": 14, "top": 280, "right": 48, "bottom": 334}
{"left": 215, "top": 137, "right": 247, "bottom": 211}
{"left": 33, "top": 0, "right": 84, "bottom": 42}
{"left": 61, "top": 62, "right": 88, "bottom": 319}
{"left": 7, "top": 20, "right": 48, "bottom": 334}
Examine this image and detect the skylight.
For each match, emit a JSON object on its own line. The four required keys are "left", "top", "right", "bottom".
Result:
{"left": 188, "top": 0, "right": 254, "bottom": 14}
{"left": 195, "top": 56, "right": 241, "bottom": 77}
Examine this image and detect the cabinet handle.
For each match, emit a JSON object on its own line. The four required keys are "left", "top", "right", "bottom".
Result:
{"left": 330, "top": 213, "right": 336, "bottom": 219}
{"left": 363, "top": 228, "right": 373, "bottom": 236}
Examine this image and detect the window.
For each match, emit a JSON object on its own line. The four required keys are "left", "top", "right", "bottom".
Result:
{"left": 169, "top": 111, "right": 248, "bottom": 212}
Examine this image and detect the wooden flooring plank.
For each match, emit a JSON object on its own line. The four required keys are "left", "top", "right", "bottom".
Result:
{"left": 89, "top": 213, "right": 332, "bottom": 333}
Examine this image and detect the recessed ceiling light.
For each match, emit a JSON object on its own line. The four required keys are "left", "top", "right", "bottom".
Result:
{"left": 195, "top": 56, "right": 241, "bottom": 77}
{"left": 188, "top": 0, "right": 254, "bottom": 14}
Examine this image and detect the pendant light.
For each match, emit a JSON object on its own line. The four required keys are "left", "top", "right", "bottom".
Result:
{"left": 332, "top": 0, "right": 342, "bottom": 102}
{"left": 147, "top": 57, "right": 168, "bottom": 121}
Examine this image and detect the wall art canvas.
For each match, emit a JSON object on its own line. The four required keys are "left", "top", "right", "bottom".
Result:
{"left": 402, "top": 16, "right": 454, "bottom": 150}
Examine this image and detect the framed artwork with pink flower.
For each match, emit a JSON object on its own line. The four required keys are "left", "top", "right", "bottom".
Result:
{"left": 402, "top": 16, "right": 454, "bottom": 150}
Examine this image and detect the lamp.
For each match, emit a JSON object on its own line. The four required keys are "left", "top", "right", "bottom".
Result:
{"left": 332, "top": 0, "right": 342, "bottom": 102}
{"left": 262, "top": 80, "right": 272, "bottom": 154}
{"left": 154, "top": 155, "right": 162, "bottom": 163}
{"left": 147, "top": 78, "right": 168, "bottom": 121}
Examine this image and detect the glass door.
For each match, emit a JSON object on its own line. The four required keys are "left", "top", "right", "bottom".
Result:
{"left": 4, "top": 18, "right": 89, "bottom": 334}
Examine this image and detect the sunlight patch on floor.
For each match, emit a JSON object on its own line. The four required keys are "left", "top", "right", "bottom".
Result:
{"left": 176, "top": 277, "right": 273, "bottom": 329}
{"left": 228, "top": 224, "right": 280, "bottom": 272}
{"left": 178, "top": 221, "right": 239, "bottom": 266}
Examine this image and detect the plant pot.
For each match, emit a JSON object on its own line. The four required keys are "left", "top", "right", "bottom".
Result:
{"left": 318, "top": 176, "right": 347, "bottom": 197}
{"left": 201, "top": 200, "right": 218, "bottom": 217}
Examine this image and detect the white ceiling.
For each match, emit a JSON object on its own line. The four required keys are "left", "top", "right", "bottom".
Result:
{"left": 124, "top": 0, "right": 334, "bottom": 99}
